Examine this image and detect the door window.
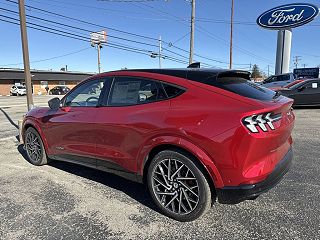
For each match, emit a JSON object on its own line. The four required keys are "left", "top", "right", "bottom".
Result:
{"left": 301, "top": 81, "right": 320, "bottom": 92}
{"left": 64, "top": 79, "right": 105, "bottom": 107}
{"left": 108, "top": 77, "right": 173, "bottom": 106}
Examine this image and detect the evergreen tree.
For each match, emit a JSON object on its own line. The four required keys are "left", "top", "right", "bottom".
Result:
{"left": 251, "top": 64, "right": 262, "bottom": 79}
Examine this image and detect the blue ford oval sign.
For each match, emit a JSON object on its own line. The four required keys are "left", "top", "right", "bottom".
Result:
{"left": 257, "top": 3, "right": 319, "bottom": 29}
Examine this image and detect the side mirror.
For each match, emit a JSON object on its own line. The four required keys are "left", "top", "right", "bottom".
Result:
{"left": 48, "top": 97, "right": 61, "bottom": 110}
{"left": 297, "top": 86, "right": 305, "bottom": 92}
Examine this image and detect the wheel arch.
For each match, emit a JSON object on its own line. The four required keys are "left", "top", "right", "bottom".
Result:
{"left": 141, "top": 140, "right": 224, "bottom": 191}
{"left": 23, "top": 119, "right": 49, "bottom": 153}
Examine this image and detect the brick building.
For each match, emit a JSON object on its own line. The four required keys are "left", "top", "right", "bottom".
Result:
{"left": 0, "top": 68, "right": 93, "bottom": 96}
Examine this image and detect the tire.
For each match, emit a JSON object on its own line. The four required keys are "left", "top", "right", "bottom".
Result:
{"left": 147, "top": 150, "right": 212, "bottom": 222}
{"left": 24, "top": 127, "right": 48, "bottom": 166}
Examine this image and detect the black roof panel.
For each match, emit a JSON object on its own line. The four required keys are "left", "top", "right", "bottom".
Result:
{"left": 126, "top": 68, "right": 251, "bottom": 82}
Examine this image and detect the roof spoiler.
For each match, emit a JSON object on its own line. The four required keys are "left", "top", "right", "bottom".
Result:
{"left": 187, "top": 62, "right": 201, "bottom": 69}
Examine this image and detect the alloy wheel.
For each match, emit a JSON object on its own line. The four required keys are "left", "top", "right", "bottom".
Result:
{"left": 25, "top": 131, "right": 42, "bottom": 163}
{"left": 151, "top": 158, "right": 199, "bottom": 215}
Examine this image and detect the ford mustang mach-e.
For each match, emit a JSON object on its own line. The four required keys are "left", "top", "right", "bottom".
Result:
{"left": 22, "top": 68, "right": 295, "bottom": 221}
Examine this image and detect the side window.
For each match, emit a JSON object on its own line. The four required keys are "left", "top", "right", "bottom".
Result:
{"left": 64, "top": 79, "right": 105, "bottom": 107}
{"left": 303, "top": 81, "right": 319, "bottom": 91}
{"left": 162, "top": 83, "right": 184, "bottom": 98}
{"left": 108, "top": 77, "right": 170, "bottom": 106}
{"left": 108, "top": 77, "right": 184, "bottom": 106}
{"left": 264, "top": 76, "right": 276, "bottom": 83}
{"left": 280, "top": 75, "right": 290, "bottom": 81}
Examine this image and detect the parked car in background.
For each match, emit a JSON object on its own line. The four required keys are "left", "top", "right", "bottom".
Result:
{"left": 277, "top": 78, "right": 320, "bottom": 107}
{"left": 10, "top": 85, "right": 27, "bottom": 96}
{"left": 269, "top": 79, "right": 305, "bottom": 91}
{"left": 261, "top": 73, "right": 296, "bottom": 88}
{"left": 22, "top": 69, "right": 295, "bottom": 221}
{"left": 49, "top": 86, "right": 70, "bottom": 95}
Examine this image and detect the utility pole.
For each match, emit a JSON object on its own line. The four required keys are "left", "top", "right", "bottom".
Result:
{"left": 189, "top": 0, "right": 195, "bottom": 65}
{"left": 303, "top": 63, "right": 307, "bottom": 68}
{"left": 90, "top": 31, "right": 106, "bottom": 73}
{"left": 267, "top": 65, "right": 270, "bottom": 77}
{"left": 97, "top": 43, "right": 102, "bottom": 73}
{"left": 293, "top": 56, "right": 301, "bottom": 69}
{"left": 229, "top": 0, "right": 234, "bottom": 69}
{"left": 159, "top": 36, "right": 162, "bottom": 68}
{"left": 18, "top": 0, "right": 33, "bottom": 111}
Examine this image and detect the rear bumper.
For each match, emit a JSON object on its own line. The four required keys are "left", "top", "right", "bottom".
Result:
{"left": 216, "top": 147, "right": 293, "bottom": 204}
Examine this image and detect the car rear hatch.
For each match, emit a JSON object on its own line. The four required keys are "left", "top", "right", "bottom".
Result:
{"left": 186, "top": 70, "right": 295, "bottom": 185}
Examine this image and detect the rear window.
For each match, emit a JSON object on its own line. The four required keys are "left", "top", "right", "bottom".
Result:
{"left": 207, "top": 77, "right": 276, "bottom": 101}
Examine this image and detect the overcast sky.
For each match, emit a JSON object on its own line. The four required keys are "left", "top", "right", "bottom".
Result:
{"left": 1, "top": 0, "right": 320, "bottom": 75}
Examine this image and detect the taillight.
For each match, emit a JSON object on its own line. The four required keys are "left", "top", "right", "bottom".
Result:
{"left": 243, "top": 112, "right": 282, "bottom": 133}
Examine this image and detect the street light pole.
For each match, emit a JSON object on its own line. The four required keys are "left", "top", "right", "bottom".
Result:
{"left": 18, "top": 0, "right": 33, "bottom": 110}
{"left": 229, "top": 0, "right": 234, "bottom": 69}
{"left": 189, "top": 0, "right": 195, "bottom": 65}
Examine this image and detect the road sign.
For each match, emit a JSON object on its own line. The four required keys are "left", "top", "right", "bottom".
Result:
{"left": 293, "top": 68, "right": 320, "bottom": 78}
{"left": 90, "top": 31, "right": 107, "bottom": 44}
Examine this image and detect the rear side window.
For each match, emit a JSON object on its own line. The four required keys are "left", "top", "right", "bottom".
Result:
{"left": 109, "top": 77, "right": 166, "bottom": 106}
{"left": 162, "top": 83, "right": 185, "bottom": 98}
{"left": 264, "top": 76, "right": 277, "bottom": 83}
{"left": 280, "top": 75, "right": 290, "bottom": 81}
{"left": 213, "top": 77, "right": 276, "bottom": 101}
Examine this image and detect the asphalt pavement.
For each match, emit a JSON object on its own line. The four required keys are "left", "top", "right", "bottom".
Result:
{"left": 0, "top": 95, "right": 320, "bottom": 240}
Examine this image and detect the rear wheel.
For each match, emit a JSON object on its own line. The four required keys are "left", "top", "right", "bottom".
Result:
{"left": 24, "top": 127, "right": 48, "bottom": 166}
{"left": 147, "top": 150, "right": 212, "bottom": 222}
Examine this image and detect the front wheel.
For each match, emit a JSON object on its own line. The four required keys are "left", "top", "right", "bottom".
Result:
{"left": 147, "top": 150, "right": 212, "bottom": 222}
{"left": 24, "top": 127, "right": 48, "bottom": 166}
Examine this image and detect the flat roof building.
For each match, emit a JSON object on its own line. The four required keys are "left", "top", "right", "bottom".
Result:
{"left": 0, "top": 68, "right": 93, "bottom": 96}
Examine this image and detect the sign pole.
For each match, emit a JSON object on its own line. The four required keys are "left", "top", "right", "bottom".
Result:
{"left": 275, "top": 29, "right": 292, "bottom": 74}
{"left": 189, "top": 0, "right": 195, "bottom": 64}
{"left": 97, "top": 43, "right": 101, "bottom": 73}
{"left": 18, "top": 0, "right": 33, "bottom": 111}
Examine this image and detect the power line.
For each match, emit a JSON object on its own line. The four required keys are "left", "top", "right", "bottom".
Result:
{"left": 0, "top": 14, "right": 197, "bottom": 66}
{"left": 0, "top": 7, "right": 200, "bottom": 62}
{"left": 0, "top": 7, "right": 160, "bottom": 48}
{"left": 0, "top": 47, "right": 91, "bottom": 67}
{"left": 27, "top": 0, "right": 176, "bottom": 22}
{"left": 5, "top": 0, "right": 160, "bottom": 41}
{"left": 133, "top": 1, "right": 270, "bottom": 65}
{"left": 4, "top": 0, "right": 228, "bottom": 66}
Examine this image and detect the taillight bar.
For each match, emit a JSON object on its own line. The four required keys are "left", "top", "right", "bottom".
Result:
{"left": 243, "top": 112, "right": 282, "bottom": 133}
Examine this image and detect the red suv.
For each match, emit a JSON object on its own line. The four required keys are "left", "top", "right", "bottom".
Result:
{"left": 22, "top": 69, "right": 295, "bottom": 222}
